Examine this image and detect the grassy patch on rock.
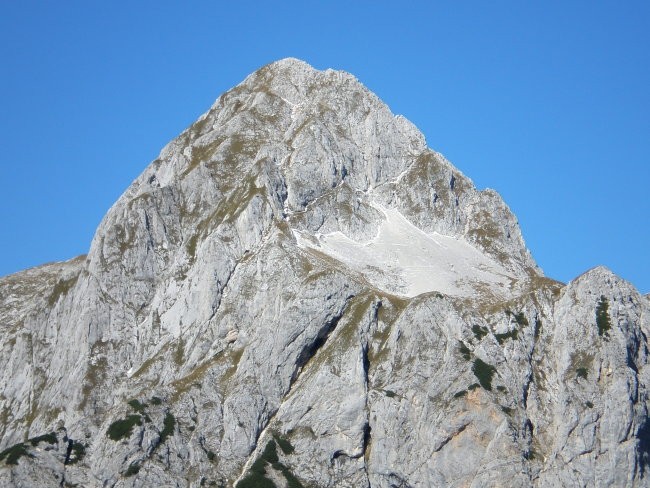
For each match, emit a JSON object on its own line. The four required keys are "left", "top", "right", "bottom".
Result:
{"left": 67, "top": 441, "right": 86, "bottom": 465}
{"left": 494, "top": 328, "right": 518, "bottom": 344}
{"left": 596, "top": 296, "right": 611, "bottom": 337}
{"left": 236, "top": 439, "right": 304, "bottom": 488}
{"left": 472, "top": 324, "right": 488, "bottom": 341}
{"left": 159, "top": 412, "right": 175, "bottom": 444}
{"left": 125, "top": 461, "right": 141, "bottom": 477}
{"left": 29, "top": 432, "right": 57, "bottom": 446}
{"left": 458, "top": 341, "right": 471, "bottom": 361}
{"left": 576, "top": 367, "right": 588, "bottom": 380}
{"left": 273, "top": 433, "right": 295, "bottom": 455}
{"left": 47, "top": 275, "right": 79, "bottom": 306}
{"left": 107, "top": 415, "right": 142, "bottom": 441}
{"left": 0, "top": 442, "right": 32, "bottom": 465}
{"left": 472, "top": 358, "right": 497, "bottom": 390}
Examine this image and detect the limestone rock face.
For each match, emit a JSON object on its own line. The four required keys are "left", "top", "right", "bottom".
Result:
{"left": 0, "top": 58, "right": 648, "bottom": 487}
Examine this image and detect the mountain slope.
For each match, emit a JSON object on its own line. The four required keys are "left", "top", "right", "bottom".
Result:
{"left": 0, "top": 58, "right": 648, "bottom": 488}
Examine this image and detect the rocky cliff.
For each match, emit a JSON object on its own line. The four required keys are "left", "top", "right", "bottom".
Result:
{"left": 0, "top": 58, "right": 648, "bottom": 487}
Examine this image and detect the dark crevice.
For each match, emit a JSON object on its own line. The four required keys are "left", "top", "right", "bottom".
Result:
{"left": 362, "top": 307, "right": 376, "bottom": 487}
{"left": 522, "top": 371, "right": 532, "bottom": 409}
{"left": 237, "top": 295, "right": 353, "bottom": 485}
{"left": 433, "top": 423, "right": 468, "bottom": 453}
{"left": 523, "top": 312, "right": 540, "bottom": 417}
{"left": 59, "top": 439, "right": 74, "bottom": 488}
{"left": 387, "top": 473, "right": 412, "bottom": 488}
{"left": 362, "top": 421, "right": 371, "bottom": 457}
{"left": 332, "top": 450, "right": 345, "bottom": 460}
{"left": 206, "top": 264, "right": 238, "bottom": 324}
{"left": 63, "top": 439, "right": 73, "bottom": 465}
{"left": 329, "top": 422, "right": 370, "bottom": 463}
{"left": 362, "top": 343, "right": 370, "bottom": 385}
{"left": 137, "top": 425, "right": 145, "bottom": 448}
{"left": 291, "top": 296, "right": 353, "bottom": 383}
{"left": 523, "top": 418, "right": 535, "bottom": 461}
{"left": 627, "top": 347, "right": 639, "bottom": 374}
{"left": 372, "top": 300, "right": 382, "bottom": 324}
{"left": 637, "top": 417, "right": 650, "bottom": 477}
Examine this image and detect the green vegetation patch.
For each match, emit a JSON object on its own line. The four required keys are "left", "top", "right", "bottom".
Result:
{"left": 236, "top": 474, "right": 275, "bottom": 488}
{"left": 384, "top": 390, "right": 396, "bottom": 398}
{"left": 29, "top": 432, "right": 57, "bottom": 446}
{"left": 472, "top": 324, "right": 488, "bottom": 341}
{"left": 159, "top": 412, "right": 175, "bottom": 444}
{"left": 274, "top": 462, "right": 305, "bottom": 488}
{"left": 468, "top": 383, "right": 481, "bottom": 390}
{"left": 472, "top": 358, "right": 497, "bottom": 391}
{"left": 174, "top": 339, "right": 185, "bottom": 367}
{"left": 510, "top": 311, "right": 529, "bottom": 327}
{"left": 128, "top": 399, "right": 147, "bottom": 414}
{"left": 79, "top": 355, "right": 108, "bottom": 410}
{"left": 150, "top": 396, "right": 163, "bottom": 406}
{"left": 453, "top": 390, "right": 467, "bottom": 398}
{"left": 47, "top": 275, "right": 79, "bottom": 306}
{"left": 495, "top": 328, "right": 519, "bottom": 344}
{"left": 261, "top": 440, "right": 278, "bottom": 464}
{"left": 569, "top": 351, "right": 594, "bottom": 382}
{"left": 67, "top": 441, "right": 86, "bottom": 465}
{"left": 0, "top": 442, "right": 32, "bottom": 465}
{"left": 236, "top": 439, "right": 304, "bottom": 488}
{"left": 274, "top": 434, "right": 295, "bottom": 455}
{"left": 125, "top": 461, "right": 141, "bottom": 477}
{"left": 596, "top": 296, "right": 611, "bottom": 337}
{"left": 458, "top": 341, "right": 471, "bottom": 361}
{"left": 107, "top": 414, "right": 143, "bottom": 441}
{"left": 490, "top": 310, "right": 528, "bottom": 344}
{"left": 250, "top": 456, "right": 267, "bottom": 477}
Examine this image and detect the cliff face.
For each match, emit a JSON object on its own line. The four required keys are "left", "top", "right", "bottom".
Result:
{"left": 0, "top": 58, "right": 648, "bottom": 488}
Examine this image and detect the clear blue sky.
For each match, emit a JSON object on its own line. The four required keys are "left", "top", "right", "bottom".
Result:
{"left": 1, "top": 2, "right": 648, "bottom": 293}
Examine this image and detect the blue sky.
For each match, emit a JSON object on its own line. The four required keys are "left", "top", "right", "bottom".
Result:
{"left": 1, "top": 2, "right": 648, "bottom": 293}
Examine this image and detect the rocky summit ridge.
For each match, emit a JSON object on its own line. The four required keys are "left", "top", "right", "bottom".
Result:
{"left": 0, "top": 58, "right": 648, "bottom": 487}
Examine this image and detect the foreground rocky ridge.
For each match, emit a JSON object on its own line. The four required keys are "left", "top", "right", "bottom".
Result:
{"left": 0, "top": 58, "right": 648, "bottom": 487}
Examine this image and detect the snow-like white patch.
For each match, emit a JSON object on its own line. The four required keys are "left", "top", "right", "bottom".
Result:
{"left": 294, "top": 204, "right": 514, "bottom": 298}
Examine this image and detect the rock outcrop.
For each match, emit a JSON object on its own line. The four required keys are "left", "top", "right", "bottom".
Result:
{"left": 0, "top": 58, "right": 647, "bottom": 487}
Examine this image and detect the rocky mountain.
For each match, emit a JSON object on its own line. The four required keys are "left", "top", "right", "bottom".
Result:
{"left": 0, "top": 58, "right": 648, "bottom": 487}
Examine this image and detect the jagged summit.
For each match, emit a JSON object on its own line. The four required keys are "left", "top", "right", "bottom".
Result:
{"left": 237, "top": 57, "right": 372, "bottom": 107}
{"left": 97, "top": 57, "right": 538, "bottom": 305}
{"left": 0, "top": 60, "right": 648, "bottom": 487}
{"left": 266, "top": 56, "right": 312, "bottom": 68}
{"left": 246, "top": 57, "right": 323, "bottom": 83}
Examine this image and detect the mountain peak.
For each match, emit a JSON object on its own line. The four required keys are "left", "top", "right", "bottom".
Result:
{"left": 241, "top": 57, "right": 319, "bottom": 89}
{"left": 263, "top": 56, "right": 315, "bottom": 71}
{"left": 139, "top": 58, "right": 540, "bottom": 293}
{"left": 1, "top": 62, "right": 648, "bottom": 487}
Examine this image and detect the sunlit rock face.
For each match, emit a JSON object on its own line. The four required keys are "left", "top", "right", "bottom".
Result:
{"left": 1, "top": 58, "right": 648, "bottom": 488}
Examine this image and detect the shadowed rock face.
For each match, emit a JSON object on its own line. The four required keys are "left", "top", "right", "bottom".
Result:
{"left": 0, "top": 58, "right": 648, "bottom": 487}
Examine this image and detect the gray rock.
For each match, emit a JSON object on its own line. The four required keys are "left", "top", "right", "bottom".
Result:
{"left": 0, "top": 58, "right": 647, "bottom": 487}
